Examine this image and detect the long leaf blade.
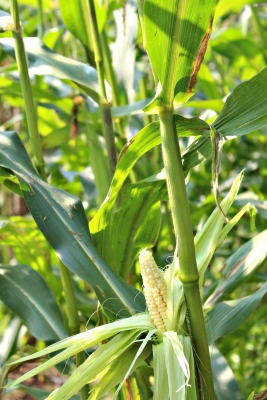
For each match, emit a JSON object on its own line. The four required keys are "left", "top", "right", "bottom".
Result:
{"left": 0, "top": 131, "right": 145, "bottom": 317}
{"left": 0, "top": 265, "right": 66, "bottom": 341}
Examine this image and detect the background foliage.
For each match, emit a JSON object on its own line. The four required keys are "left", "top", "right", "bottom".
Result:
{"left": 0, "top": 0, "right": 267, "bottom": 399}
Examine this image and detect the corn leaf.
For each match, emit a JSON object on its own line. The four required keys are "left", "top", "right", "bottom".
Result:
{"left": 206, "top": 281, "right": 267, "bottom": 344}
{"left": 90, "top": 116, "right": 210, "bottom": 254}
{"left": 89, "top": 340, "right": 152, "bottom": 400}
{"left": 47, "top": 331, "right": 141, "bottom": 400}
{"left": 114, "top": 329, "right": 156, "bottom": 398}
{"left": 153, "top": 343, "right": 169, "bottom": 400}
{"left": 195, "top": 170, "right": 244, "bottom": 278}
{"left": 206, "top": 229, "right": 267, "bottom": 307}
{"left": 58, "top": 0, "right": 89, "bottom": 48}
{"left": 0, "top": 131, "right": 145, "bottom": 317}
{"left": 96, "top": 179, "right": 164, "bottom": 277}
{"left": 210, "top": 345, "right": 244, "bottom": 400}
{"left": 212, "top": 67, "right": 267, "bottom": 137}
{"left": 0, "top": 38, "right": 108, "bottom": 104}
{"left": 7, "top": 314, "right": 154, "bottom": 367}
{"left": 140, "top": 0, "right": 218, "bottom": 112}
{"left": 163, "top": 332, "right": 190, "bottom": 399}
{"left": 0, "top": 265, "right": 66, "bottom": 341}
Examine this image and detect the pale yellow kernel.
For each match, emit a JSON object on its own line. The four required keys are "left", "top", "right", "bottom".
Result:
{"left": 158, "top": 303, "right": 166, "bottom": 310}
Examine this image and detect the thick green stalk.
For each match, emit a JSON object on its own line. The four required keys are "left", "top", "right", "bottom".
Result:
{"left": 159, "top": 110, "right": 215, "bottom": 400}
{"left": 9, "top": 0, "right": 46, "bottom": 181}
{"left": 87, "top": 0, "right": 117, "bottom": 179}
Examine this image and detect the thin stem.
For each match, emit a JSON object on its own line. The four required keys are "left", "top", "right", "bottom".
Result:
{"left": 87, "top": 0, "right": 117, "bottom": 179}
{"left": 37, "top": 0, "right": 44, "bottom": 38}
{"left": 159, "top": 110, "right": 215, "bottom": 400}
{"left": 9, "top": 4, "right": 86, "bottom": 399}
{"left": 9, "top": 0, "right": 46, "bottom": 181}
{"left": 58, "top": 259, "right": 89, "bottom": 400}
{"left": 250, "top": 5, "right": 267, "bottom": 62}
{"left": 100, "top": 30, "right": 120, "bottom": 107}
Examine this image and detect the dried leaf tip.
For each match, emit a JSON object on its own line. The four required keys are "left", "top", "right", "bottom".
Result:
{"left": 139, "top": 249, "right": 167, "bottom": 331}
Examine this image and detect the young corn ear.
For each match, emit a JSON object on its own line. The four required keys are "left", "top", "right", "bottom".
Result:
{"left": 139, "top": 249, "right": 167, "bottom": 331}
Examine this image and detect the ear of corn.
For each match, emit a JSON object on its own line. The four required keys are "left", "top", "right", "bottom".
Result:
{"left": 139, "top": 249, "right": 167, "bottom": 331}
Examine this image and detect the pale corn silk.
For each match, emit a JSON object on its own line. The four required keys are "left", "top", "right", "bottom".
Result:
{"left": 139, "top": 249, "right": 167, "bottom": 331}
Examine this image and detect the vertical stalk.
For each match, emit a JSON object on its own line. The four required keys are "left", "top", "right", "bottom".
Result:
{"left": 250, "top": 5, "right": 267, "bottom": 62}
{"left": 9, "top": 3, "right": 87, "bottom": 398}
{"left": 100, "top": 31, "right": 120, "bottom": 107}
{"left": 58, "top": 260, "right": 89, "bottom": 400}
{"left": 37, "top": 0, "right": 44, "bottom": 38}
{"left": 100, "top": 31, "right": 125, "bottom": 138}
{"left": 159, "top": 110, "right": 215, "bottom": 400}
{"left": 87, "top": 0, "right": 117, "bottom": 179}
{"left": 9, "top": 0, "right": 46, "bottom": 181}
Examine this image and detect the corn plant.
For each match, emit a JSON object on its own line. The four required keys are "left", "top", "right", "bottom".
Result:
{"left": 0, "top": 0, "right": 267, "bottom": 399}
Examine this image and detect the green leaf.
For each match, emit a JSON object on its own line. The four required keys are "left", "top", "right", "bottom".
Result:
{"left": 101, "top": 179, "right": 164, "bottom": 278}
{"left": 195, "top": 170, "right": 244, "bottom": 278}
{"left": 215, "top": 0, "right": 266, "bottom": 19}
{"left": 211, "top": 29, "right": 264, "bottom": 65}
{"left": 141, "top": 0, "right": 218, "bottom": 112}
{"left": 0, "top": 265, "right": 67, "bottom": 341}
{"left": 90, "top": 115, "right": 210, "bottom": 254}
{"left": 89, "top": 340, "right": 152, "bottom": 400}
{"left": 212, "top": 67, "right": 267, "bottom": 137}
{"left": 58, "top": 0, "right": 88, "bottom": 48}
{"left": 6, "top": 386, "right": 52, "bottom": 400}
{"left": 153, "top": 343, "right": 169, "bottom": 400}
{"left": 0, "top": 131, "right": 145, "bottom": 318}
{"left": 46, "top": 331, "right": 141, "bottom": 400}
{"left": 182, "top": 136, "right": 212, "bottom": 173}
{"left": 206, "top": 281, "right": 267, "bottom": 344}
{"left": 0, "top": 216, "right": 62, "bottom": 298}
{"left": 206, "top": 229, "right": 267, "bottom": 307}
{"left": 0, "top": 38, "right": 109, "bottom": 104}
{"left": 58, "top": 0, "right": 95, "bottom": 66}
{"left": 210, "top": 345, "right": 244, "bottom": 400}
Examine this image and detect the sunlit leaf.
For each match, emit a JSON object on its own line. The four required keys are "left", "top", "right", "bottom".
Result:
{"left": 212, "top": 67, "right": 267, "bottom": 137}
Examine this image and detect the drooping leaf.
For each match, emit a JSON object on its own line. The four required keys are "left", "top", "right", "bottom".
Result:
{"left": 140, "top": 0, "right": 218, "bottom": 112}
{"left": 0, "top": 130, "right": 145, "bottom": 318}
{"left": 210, "top": 345, "right": 244, "bottom": 400}
{"left": 0, "top": 38, "right": 110, "bottom": 104}
{"left": 195, "top": 171, "right": 244, "bottom": 279}
{"left": 0, "top": 265, "right": 67, "bottom": 341}
{"left": 212, "top": 67, "right": 267, "bottom": 137}
{"left": 89, "top": 340, "right": 152, "bottom": 400}
{"left": 206, "top": 281, "right": 267, "bottom": 344}
{"left": 206, "top": 229, "right": 267, "bottom": 307}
